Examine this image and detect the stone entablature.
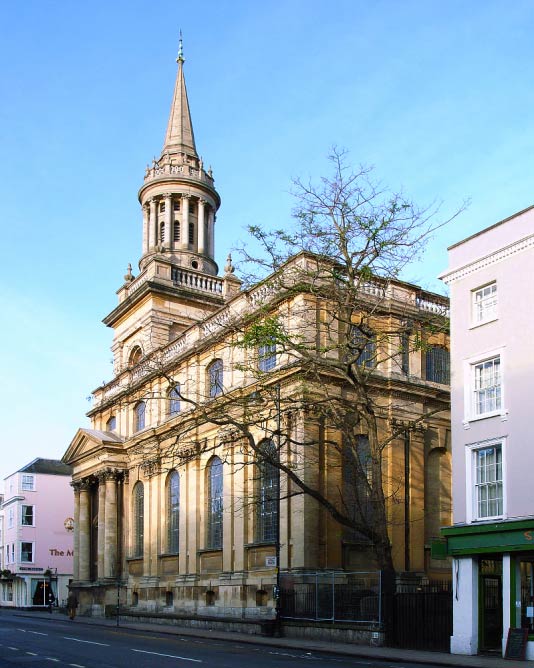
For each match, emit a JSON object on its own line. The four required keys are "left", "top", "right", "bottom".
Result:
{"left": 93, "top": 254, "right": 449, "bottom": 410}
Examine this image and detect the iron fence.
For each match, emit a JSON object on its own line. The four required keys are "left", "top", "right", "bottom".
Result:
{"left": 279, "top": 571, "right": 381, "bottom": 625}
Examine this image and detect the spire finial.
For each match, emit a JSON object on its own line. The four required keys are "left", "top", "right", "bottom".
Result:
{"left": 177, "top": 31, "right": 184, "bottom": 63}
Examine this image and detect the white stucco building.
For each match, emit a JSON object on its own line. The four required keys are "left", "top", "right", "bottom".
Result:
{"left": 440, "top": 206, "right": 534, "bottom": 659}
{"left": 0, "top": 459, "right": 74, "bottom": 608}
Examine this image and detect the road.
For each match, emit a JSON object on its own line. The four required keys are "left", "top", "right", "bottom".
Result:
{"left": 0, "top": 611, "right": 449, "bottom": 668}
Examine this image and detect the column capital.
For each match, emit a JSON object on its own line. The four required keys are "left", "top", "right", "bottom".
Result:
{"left": 198, "top": 198, "right": 207, "bottom": 206}
{"left": 182, "top": 193, "right": 191, "bottom": 200}
{"left": 70, "top": 481, "right": 82, "bottom": 492}
{"left": 78, "top": 478, "right": 93, "bottom": 491}
{"left": 163, "top": 193, "right": 173, "bottom": 201}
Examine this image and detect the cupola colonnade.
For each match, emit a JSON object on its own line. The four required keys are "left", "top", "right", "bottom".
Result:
{"left": 142, "top": 193, "right": 215, "bottom": 260}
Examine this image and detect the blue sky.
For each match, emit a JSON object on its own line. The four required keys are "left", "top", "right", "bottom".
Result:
{"left": 1, "top": 0, "right": 534, "bottom": 484}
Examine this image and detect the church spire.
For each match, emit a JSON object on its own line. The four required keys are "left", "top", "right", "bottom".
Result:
{"left": 162, "top": 34, "right": 197, "bottom": 158}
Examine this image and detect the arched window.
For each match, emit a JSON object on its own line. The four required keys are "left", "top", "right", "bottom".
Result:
{"left": 188, "top": 222, "right": 195, "bottom": 245}
{"left": 169, "top": 384, "right": 181, "bottom": 415}
{"left": 207, "top": 359, "right": 223, "bottom": 398}
{"left": 258, "top": 339, "right": 277, "bottom": 372}
{"left": 135, "top": 401, "right": 146, "bottom": 432}
{"left": 160, "top": 221, "right": 165, "bottom": 243}
{"left": 132, "top": 482, "right": 144, "bottom": 557}
{"left": 106, "top": 416, "right": 116, "bottom": 432}
{"left": 129, "top": 346, "right": 143, "bottom": 367}
{"left": 256, "top": 440, "right": 279, "bottom": 543}
{"left": 173, "top": 220, "right": 180, "bottom": 242}
{"left": 167, "top": 471, "right": 180, "bottom": 553}
{"left": 349, "top": 325, "right": 376, "bottom": 368}
{"left": 173, "top": 200, "right": 180, "bottom": 211}
{"left": 425, "top": 346, "right": 450, "bottom": 384}
{"left": 206, "top": 457, "right": 223, "bottom": 549}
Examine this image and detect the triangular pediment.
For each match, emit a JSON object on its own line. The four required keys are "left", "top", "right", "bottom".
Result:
{"left": 63, "top": 428, "right": 124, "bottom": 466}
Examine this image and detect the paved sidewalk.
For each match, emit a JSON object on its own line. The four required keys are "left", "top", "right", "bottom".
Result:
{"left": 12, "top": 610, "right": 531, "bottom": 668}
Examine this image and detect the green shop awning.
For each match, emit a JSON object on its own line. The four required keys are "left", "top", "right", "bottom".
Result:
{"left": 441, "top": 519, "right": 534, "bottom": 556}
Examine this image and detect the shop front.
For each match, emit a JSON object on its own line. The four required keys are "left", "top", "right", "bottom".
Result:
{"left": 442, "top": 519, "right": 534, "bottom": 659}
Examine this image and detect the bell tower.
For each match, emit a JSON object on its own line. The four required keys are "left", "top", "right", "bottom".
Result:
{"left": 103, "top": 39, "right": 240, "bottom": 374}
{"left": 138, "top": 37, "right": 219, "bottom": 276}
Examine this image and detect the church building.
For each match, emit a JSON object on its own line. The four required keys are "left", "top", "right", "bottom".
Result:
{"left": 63, "top": 42, "right": 452, "bottom": 620}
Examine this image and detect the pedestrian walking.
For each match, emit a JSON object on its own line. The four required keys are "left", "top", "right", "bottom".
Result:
{"left": 66, "top": 589, "right": 78, "bottom": 620}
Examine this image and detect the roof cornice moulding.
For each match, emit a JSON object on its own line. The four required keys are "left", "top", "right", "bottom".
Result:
{"left": 439, "top": 232, "right": 534, "bottom": 285}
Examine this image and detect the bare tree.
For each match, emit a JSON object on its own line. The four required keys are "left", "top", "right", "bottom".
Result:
{"left": 110, "top": 149, "right": 460, "bottom": 576}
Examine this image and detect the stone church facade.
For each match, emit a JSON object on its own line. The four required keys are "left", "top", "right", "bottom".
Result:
{"left": 63, "top": 43, "right": 452, "bottom": 619}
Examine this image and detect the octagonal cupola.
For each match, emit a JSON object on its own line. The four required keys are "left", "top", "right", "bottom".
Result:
{"left": 138, "top": 37, "right": 220, "bottom": 276}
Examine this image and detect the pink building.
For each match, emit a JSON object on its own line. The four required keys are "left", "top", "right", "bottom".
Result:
{"left": 0, "top": 459, "right": 74, "bottom": 608}
{"left": 440, "top": 206, "right": 534, "bottom": 659}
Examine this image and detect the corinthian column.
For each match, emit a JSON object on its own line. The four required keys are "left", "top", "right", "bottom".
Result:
{"left": 71, "top": 482, "right": 81, "bottom": 580}
{"left": 78, "top": 480, "right": 91, "bottom": 582}
{"left": 104, "top": 470, "right": 118, "bottom": 579}
{"left": 97, "top": 474, "right": 106, "bottom": 579}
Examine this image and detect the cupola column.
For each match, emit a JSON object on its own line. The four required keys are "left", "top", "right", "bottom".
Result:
{"left": 181, "top": 195, "right": 190, "bottom": 249}
{"left": 142, "top": 204, "right": 149, "bottom": 255}
{"left": 164, "top": 194, "right": 173, "bottom": 248}
{"left": 198, "top": 199, "right": 206, "bottom": 254}
{"left": 208, "top": 210, "right": 215, "bottom": 258}
{"left": 148, "top": 198, "right": 157, "bottom": 249}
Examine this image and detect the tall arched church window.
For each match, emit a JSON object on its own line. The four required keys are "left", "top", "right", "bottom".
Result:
{"left": 169, "top": 384, "right": 181, "bottom": 415}
{"left": 167, "top": 471, "right": 180, "bottom": 553}
{"left": 349, "top": 325, "right": 376, "bottom": 368}
{"left": 173, "top": 221, "right": 181, "bottom": 242}
{"left": 135, "top": 401, "right": 146, "bottom": 432}
{"left": 160, "top": 221, "right": 165, "bottom": 243}
{"left": 132, "top": 482, "right": 144, "bottom": 557}
{"left": 206, "top": 457, "right": 223, "bottom": 549}
{"left": 256, "top": 440, "right": 279, "bottom": 543}
{"left": 207, "top": 359, "right": 223, "bottom": 398}
{"left": 188, "top": 222, "right": 195, "bottom": 245}
{"left": 106, "top": 416, "right": 116, "bottom": 432}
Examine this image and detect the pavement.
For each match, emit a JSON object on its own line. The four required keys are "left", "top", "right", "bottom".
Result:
{"left": 11, "top": 609, "right": 532, "bottom": 668}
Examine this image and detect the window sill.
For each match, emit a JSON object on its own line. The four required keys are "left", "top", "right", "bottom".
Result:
{"left": 471, "top": 515, "right": 505, "bottom": 523}
{"left": 463, "top": 409, "right": 508, "bottom": 429}
{"left": 469, "top": 316, "right": 498, "bottom": 330}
